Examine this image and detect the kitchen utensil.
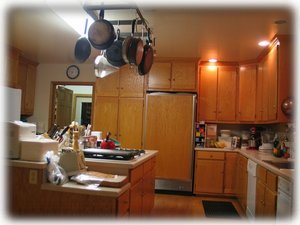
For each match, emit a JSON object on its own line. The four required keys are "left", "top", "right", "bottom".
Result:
{"left": 88, "top": 9, "right": 116, "bottom": 50}
{"left": 74, "top": 18, "right": 91, "bottom": 63}
{"left": 138, "top": 28, "right": 154, "bottom": 75}
{"left": 122, "top": 19, "right": 135, "bottom": 64}
{"left": 105, "top": 29, "right": 126, "bottom": 67}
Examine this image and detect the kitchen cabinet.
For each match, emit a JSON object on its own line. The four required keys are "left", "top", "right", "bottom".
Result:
{"left": 198, "top": 66, "right": 237, "bottom": 122}
{"left": 238, "top": 65, "right": 257, "bottom": 122}
{"left": 147, "top": 60, "right": 197, "bottom": 91}
{"left": 256, "top": 45, "right": 278, "bottom": 122}
{"left": 255, "top": 165, "right": 277, "bottom": 217}
{"left": 236, "top": 154, "right": 248, "bottom": 213}
{"left": 7, "top": 47, "right": 38, "bottom": 116}
{"left": 94, "top": 65, "right": 144, "bottom": 97}
{"left": 194, "top": 151, "right": 225, "bottom": 194}
{"left": 224, "top": 152, "right": 237, "bottom": 194}
{"left": 7, "top": 46, "right": 21, "bottom": 88}
{"left": 92, "top": 65, "right": 145, "bottom": 148}
{"left": 194, "top": 151, "right": 237, "bottom": 195}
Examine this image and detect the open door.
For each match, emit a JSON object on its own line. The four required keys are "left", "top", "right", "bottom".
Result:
{"left": 56, "top": 86, "right": 73, "bottom": 128}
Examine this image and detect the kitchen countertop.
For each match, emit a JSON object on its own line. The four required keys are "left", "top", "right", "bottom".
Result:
{"left": 41, "top": 181, "right": 131, "bottom": 198}
{"left": 195, "top": 147, "right": 295, "bottom": 182}
{"left": 85, "top": 150, "right": 158, "bottom": 169}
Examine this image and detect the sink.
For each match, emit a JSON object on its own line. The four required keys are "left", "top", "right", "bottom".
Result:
{"left": 263, "top": 160, "right": 295, "bottom": 169}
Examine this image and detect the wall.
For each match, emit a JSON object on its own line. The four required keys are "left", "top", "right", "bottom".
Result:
{"left": 27, "top": 63, "right": 96, "bottom": 131}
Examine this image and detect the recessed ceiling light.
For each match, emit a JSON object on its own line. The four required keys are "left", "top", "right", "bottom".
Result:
{"left": 258, "top": 41, "right": 270, "bottom": 47}
{"left": 208, "top": 58, "right": 218, "bottom": 63}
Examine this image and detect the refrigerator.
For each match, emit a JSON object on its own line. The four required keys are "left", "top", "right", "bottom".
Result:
{"left": 144, "top": 92, "right": 196, "bottom": 192}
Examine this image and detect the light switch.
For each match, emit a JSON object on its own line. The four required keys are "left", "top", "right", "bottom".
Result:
{"left": 29, "top": 169, "right": 38, "bottom": 184}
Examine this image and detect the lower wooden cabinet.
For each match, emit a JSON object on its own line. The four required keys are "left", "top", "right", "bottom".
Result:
{"left": 129, "top": 157, "right": 156, "bottom": 216}
{"left": 194, "top": 151, "right": 237, "bottom": 195}
{"left": 236, "top": 154, "right": 248, "bottom": 212}
{"left": 255, "top": 165, "right": 277, "bottom": 217}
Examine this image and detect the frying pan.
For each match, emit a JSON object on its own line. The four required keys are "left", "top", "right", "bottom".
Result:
{"left": 74, "top": 19, "right": 91, "bottom": 63}
{"left": 88, "top": 9, "right": 116, "bottom": 50}
{"left": 122, "top": 19, "right": 135, "bottom": 64}
{"left": 127, "top": 19, "right": 144, "bottom": 66}
{"left": 138, "top": 29, "right": 154, "bottom": 75}
{"left": 105, "top": 29, "right": 126, "bottom": 67}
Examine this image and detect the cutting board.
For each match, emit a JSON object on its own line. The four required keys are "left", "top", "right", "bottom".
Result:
{"left": 72, "top": 171, "right": 128, "bottom": 188}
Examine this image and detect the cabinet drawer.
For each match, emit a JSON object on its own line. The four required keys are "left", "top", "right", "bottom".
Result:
{"left": 130, "top": 164, "right": 143, "bottom": 185}
{"left": 196, "top": 151, "right": 225, "bottom": 160}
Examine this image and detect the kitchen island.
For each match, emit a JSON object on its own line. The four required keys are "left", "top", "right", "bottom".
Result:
{"left": 8, "top": 150, "right": 157, "bottom": 217}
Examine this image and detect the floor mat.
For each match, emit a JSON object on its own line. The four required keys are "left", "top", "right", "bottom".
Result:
{"left": 202, "top": 200, "right": 240, "bottom": 218}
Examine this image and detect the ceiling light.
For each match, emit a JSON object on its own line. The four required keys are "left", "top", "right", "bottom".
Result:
{"left": 208, "top": 58, "right": 218, "bottom": 63}
{"left": 47, "top": 0, "right": 94, "bottom": 37}
{"left": 258, "top": 40, "right": 270, "bottom": 47}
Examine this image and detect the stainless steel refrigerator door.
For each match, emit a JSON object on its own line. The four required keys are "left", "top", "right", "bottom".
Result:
{"left": 144, "top": 93, "right": 196, "bottom": 192}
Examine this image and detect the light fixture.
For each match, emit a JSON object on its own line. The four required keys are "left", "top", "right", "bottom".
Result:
{"left": 258, "top": 40, "right": 270, "bottom": 47}
{"left": 47, "top": 0, "right": 94, "bottom": 37}
{"left": 94, "top": 52, "right": 119, "bottom": 78}
{"left": 208, "top": 58, "right": 218, "bottom": 63}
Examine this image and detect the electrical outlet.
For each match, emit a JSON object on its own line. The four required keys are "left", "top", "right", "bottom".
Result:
{"left": 29, "top": 169, "right": 38, "bottom": 184}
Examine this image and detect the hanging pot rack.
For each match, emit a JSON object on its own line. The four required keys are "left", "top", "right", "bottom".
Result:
{"left": 83, "top": 4, "right": 152, "bottom": 40}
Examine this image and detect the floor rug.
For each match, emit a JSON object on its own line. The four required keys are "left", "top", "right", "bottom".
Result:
{"left": 202, "top": 200, "right": 240, "bottom": 218}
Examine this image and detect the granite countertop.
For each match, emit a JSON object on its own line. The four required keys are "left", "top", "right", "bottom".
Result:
{"left": 195, "top": 147, "right": 295, "bottom": 182}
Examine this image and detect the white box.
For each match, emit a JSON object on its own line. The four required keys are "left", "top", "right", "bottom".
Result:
{"left": 7, "top": 121, "right": 37, "bottom": 159}
{"left": 20, "top": 139, "right": 58, "bottom": 162}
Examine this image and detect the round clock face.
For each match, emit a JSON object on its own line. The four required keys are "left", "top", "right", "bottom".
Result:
{"left": 66, "top": 65, "right": 80, "bottom": 79}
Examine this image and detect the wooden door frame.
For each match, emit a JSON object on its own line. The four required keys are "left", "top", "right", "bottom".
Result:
{"left": 48, "top": 81, "right": 94, "bottom": 130}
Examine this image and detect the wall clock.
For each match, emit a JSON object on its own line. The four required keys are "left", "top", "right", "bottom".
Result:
{"left": 66, "top": 65, "right": 80, "bottom": 79}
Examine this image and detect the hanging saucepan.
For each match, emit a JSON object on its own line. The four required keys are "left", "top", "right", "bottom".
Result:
{"left": 74, "top": 18, "right": 91, "bottom": 63}
{"left": 127, "top": 19, "right": 144, "bottom": 66}
{"left": 281, "top": 97, "right": 294, "bottom": 116}
{"left": 138, "top": 28, "right": 154, "bottom": 75}
{"left": 88, "top": 9, "right": 116, "bottom": 50}
{"left": 122, "top": 19, "right": 135, "bottom": 64}
{"left": 105, "top": 29, "right": 126, "bottom": 67}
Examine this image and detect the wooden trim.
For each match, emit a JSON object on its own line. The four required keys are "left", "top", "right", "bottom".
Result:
{"left": 199, "top": 61, "right": 239, "bottom": 67}
{"left": 153, "top": 57, "right": 200, "bottom": 63}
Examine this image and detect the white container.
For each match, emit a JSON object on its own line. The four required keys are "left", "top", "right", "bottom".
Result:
{"left": 7, "top": 121, "right": 37, "bottom": 159}
{"left": 91, "top": 131, "right": 102, "bottom": 141}
{"left": 20, "top": 139, "right": 58, "bottom": 162}
{"left": 218, "top": 136, "right": 232, "bottom": 148}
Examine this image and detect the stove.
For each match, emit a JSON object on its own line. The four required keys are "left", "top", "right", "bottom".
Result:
{"left": 83, "top": 148, "right": 145, "bottom": 160}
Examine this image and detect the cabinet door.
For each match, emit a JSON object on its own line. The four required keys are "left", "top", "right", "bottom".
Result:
{"left": 23, "top": 64, "right": 36, "bottom": 115}
{"left": 238, "top": 65, "right": 257, "bottom": 121}
{"left": 217, "top": 67, "right": 237, "bottom": 121}
{"left": 92, "top": 97, "right": 118, "bottom": 139}
{"left": 194, "top": 159, "right": 224, "bottom": 194}
{"left": 264, "top": 188, "right": 277, "bottom": 217}
{"left": 256, "top": 63, "right": 264, "bottom": 121}
{"left": 119, "top": 65, "right": 144, "bottom": 98}
{"left": 171, "top": 62, "right": 196, "bottom": 90}
{"left": 7, "top": 47, "right": 20, "bottom": 88}
{"left": 224, "top": 152, "right": 237, "bottom": 194}
{"left": 94, "top": 71, "right": 119, "bottom": 97}
{"left": 148, "top": 62, "right": 171, "bottom": 89}
{"left": 198, "top": 66, "right": 218, "bottom": 121}
{"left": 255, "top": 179, "right": 265, "bottom": 217}
{"left": 266, "top": 46, "right": 278, "bottom": 121}
{"left": 142, "top": 169, "right": 155, "bottom": 215}
{"left": 129, "top": 181, "right": 143, "bottom": 216}
{"left": 118, "top": 98, "right": 144, "bottom": 149}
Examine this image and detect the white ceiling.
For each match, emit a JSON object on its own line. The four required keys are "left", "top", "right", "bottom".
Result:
{"left": 7, "top": 4, "right": 293, "bottom": 64}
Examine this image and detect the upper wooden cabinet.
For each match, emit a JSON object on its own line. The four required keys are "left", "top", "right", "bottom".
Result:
{"left": 94, "top": 65, "right": 144, "bottom": 98}
{"left": 7, "top": 47, "right": 38, "bottom": 116}
{"left": 238, "top": 65, "right": 257, "bottom": 122}
{"left": 147, "top": 59, "right": 197, "bottom": 91}
{"left": 198, "top": 66, "right": 237, "bottom": 122}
